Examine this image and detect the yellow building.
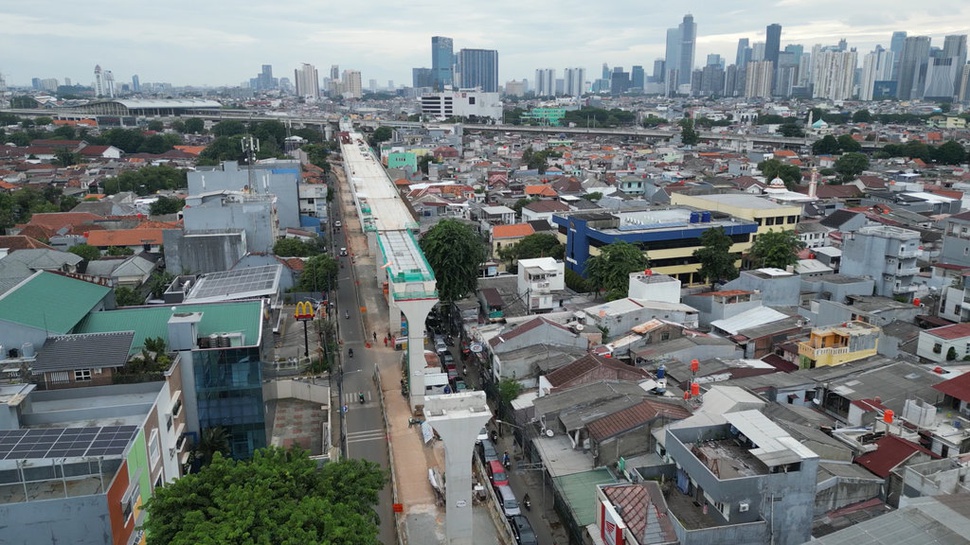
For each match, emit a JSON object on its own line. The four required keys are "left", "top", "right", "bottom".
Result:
{"left": 797, "top": 321, "right": 880, "bottom": 368}
{"left": 670, "top": 191, "right": 802, "bottom": 244}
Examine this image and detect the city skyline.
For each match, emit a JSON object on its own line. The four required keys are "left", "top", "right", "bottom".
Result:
{"left": 3, "top": 0, "right": 970, "bottom": 88}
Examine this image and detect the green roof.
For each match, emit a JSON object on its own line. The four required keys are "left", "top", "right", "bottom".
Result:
{"left": 553, "top": 468, "right": 618, "bottom": 526}
{"left": 75, "top": 301, "right": 263, "bottom": 355}
{"left": 0, "top": 271, "right": 111, "bottom": 334}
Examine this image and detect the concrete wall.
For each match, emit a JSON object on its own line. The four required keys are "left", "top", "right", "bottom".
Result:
{"left": 189, "top": 161, "right": 302, "bottom": 229}
{"left": 593, "top": 425, "right": 655, "bottom": 467}
{"left": 21, "top": 382, "right": 162, "bottom": 427}
{"left": 183, "top": 197, "right": 275, "bottom": 254}
{"left": 814, "top": 474, "right": 883, "bottom": 516}
{"left": 722, "top": 272, "right": 800, "bottom": 307}
{"left": 0, "top": 494, "right": 114, "bottom": 545}
{"left": 263, "top": 378, "right": 330, "bottom": 405}
{"left": 0, "top": 321, "right": 48, "bottom": 362}
{"left": 670, "top": 516, "right": 766, "bottom": 545}
{"left": 164, "top": 230, "right": 247, "bottom": 275}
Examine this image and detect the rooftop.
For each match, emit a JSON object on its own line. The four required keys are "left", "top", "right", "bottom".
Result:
{"left": 33, "top": 331, "right": 134, "bottom": 372}
{"left": 185, "top": 264, "right": 282, "bottom": 303}
{"left": 0, "top": 271, "right": 110, "bottom": 334}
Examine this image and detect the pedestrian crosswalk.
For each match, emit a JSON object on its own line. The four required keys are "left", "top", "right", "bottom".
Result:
{"left": 346, "top": 428, "right": 387, "bottom": 445}
{"left": 344, "top": 391, "right": 372, "bottom": 404}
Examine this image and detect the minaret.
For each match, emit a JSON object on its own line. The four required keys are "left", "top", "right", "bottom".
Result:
{"left": 809, "top": 166, "right": 818, "bottom": 198}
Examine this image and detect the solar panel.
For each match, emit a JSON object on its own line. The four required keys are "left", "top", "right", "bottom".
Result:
{"left": 187, "top": 265, "right": 281, "bottom": 301}
{"left": 0, "top": 426, "right": 138, "bottom": 460}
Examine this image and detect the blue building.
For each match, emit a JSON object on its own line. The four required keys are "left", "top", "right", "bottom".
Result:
{"left": 552, "top": 207, "right": 758, "bottom": 285}
{"left": 458, "top": 48, "right": 499, "bottom": 92}
{"left": 431, "top": 36, "right": 454, "bottom": 89}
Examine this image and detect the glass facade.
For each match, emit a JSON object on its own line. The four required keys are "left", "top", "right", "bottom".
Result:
{"left": 192, "top": 347, "right": 266, "bottom": 459}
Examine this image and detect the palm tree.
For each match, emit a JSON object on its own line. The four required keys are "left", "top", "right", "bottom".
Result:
{"left": 192, "top": 427, "right": 231, "bottom": 470}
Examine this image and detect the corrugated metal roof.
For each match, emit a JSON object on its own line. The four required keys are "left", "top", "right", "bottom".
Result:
{"left": 552, "top": 468, "right": 618, "bottom": 526}
{"left": 811, "top": 495, "right": 970, "bottom": 545}
{"left": 725, "top": 410, "right": 818, "bottom": 466}
{"left": 710, "top": 306, "right": 789, "bottom": 335}
{"left": 33, "top": 331, "right": 134, "bottom": 372}
{"left": 0, "top": 271, "right": 110, "bottom": 334}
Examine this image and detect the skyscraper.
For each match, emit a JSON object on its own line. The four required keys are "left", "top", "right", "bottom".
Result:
{"left": 813, "top": 49, "right": 857, "bottom": 100}
{"left": 744, "top": 61, "right": 773, "bottom": 98}
{"left": 889, "top": 31, "right": 907, "bottom": 79}
{"left": 896, "top": 36, "right": 931, "bottom": 99}
{"left": 457, "top": 49, "right": 499, "bottom": 92}
{"left": 294, "top": 63, "right": 320, "bottom": 99}
{"left": 341, "top": 70, "right": 362, "bottom": 98}
{"left": 860, "top": 46, "right": 893, "bottom": 101}
{"left": 736, "top": 38, "right": 750, "bottom": 67}
{"left": 431, "top": 36, "right": 454, "bottom": 90}
{"left": 94, "top": 65, "right": 105, "bottom": 97}
{"left": 131, "top": 75, "right": 140, "bottom": 94}
{"left": 631, "top": 65, "right": 645, "bottom": 90}
{"left": 923, "top": 35, "right": 966, "bottom": 100}
{"left": 412, "top": 67, "right": 434, "bottom": 88}
{"left": 665, "top": 27, "right": 681, "bottom": 85}
{"left": 535, "top": 68, "right": 556, "bottom": 96}
{"left": 563, "top": 67, "right": 586, "bottom": 97}
{"left": 765, "top": 24, "right": 782, "bottom": 65}
{"left": 677, "top": 14, "right": 697, "bottom": 87}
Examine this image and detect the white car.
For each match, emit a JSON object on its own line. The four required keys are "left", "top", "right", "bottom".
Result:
{"left": 339, "top": 247, "right": 348, "bottom": 256}
{"left": 334, "top": 220, "right": 342, "bottom": 228}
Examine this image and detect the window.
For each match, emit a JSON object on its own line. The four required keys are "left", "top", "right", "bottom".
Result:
{"left": 661, "top": 331, "right": 670, "bottom": 341}
{"left": 933, "top": 343, "right": 943, "bottom": 354}
{"left": 149, "top": 430, "right": 160, "bottom": 465}
{"left": 74, "top": 369, "right": 92, "bottom": 382}
{"left": 166, "top": 413, "right": 173, "bottom": 431}
{"left": 765, "top": 217, "right": 775, "bottom": 226}
{"left": 172, "top": 398, "right": 183, "bottom": 418}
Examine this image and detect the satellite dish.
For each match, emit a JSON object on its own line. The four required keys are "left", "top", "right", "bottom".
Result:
{"left": 573, "top": 324, "right": 585, "bottom": 331}
{"left": 545, "top": 428, "right": 555, "bottom": 437}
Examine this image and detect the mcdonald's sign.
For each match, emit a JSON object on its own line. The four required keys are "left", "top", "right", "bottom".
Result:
{"left": 294, "top": 301, "right": 316, "bottom": 321}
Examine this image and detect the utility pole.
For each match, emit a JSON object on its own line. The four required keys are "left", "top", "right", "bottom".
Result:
{"left": 241, "top": 135, "right": 259, "bottom": 192}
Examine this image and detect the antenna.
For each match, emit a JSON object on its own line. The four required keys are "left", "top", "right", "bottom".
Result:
{"left": 241, "top": 136, "right": 259, "bottom": 193}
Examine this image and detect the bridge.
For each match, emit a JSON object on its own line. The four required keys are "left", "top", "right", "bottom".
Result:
{"left": 1, "top": 106, "right": 880, "bottom": 151}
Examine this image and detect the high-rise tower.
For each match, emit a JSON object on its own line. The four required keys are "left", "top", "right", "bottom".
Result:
{"left": 431, "top": 36, "right": 454, "bottom": 90}
{"left": 94, "top": 65, "right": 105, "bottom": 97}
{"left": 896, "top": 36, "right": 932, "bottom": 99}
{"left": 457, "top": 49, "right": 498, "bottom": 92}
{"left": 678, "top": 14, "right": 697, "bottom": 87}
{"left": 889, "top": 31, "right": 908, "bottom": 80}
{"left": 294, "top": 63, "right": 320, "bottom": 99}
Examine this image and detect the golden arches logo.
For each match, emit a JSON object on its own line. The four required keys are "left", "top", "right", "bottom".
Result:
{"left": 294, "top": 301, "right": 315, "bottom": 320}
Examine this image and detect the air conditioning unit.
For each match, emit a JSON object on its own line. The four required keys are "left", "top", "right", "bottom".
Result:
{"left": 738, "top": 501, "right": 750, "bottom": 513}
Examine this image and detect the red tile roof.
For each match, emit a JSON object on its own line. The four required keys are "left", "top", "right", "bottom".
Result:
{"left": 925, "top": 322, "right": 970, "bottom": 341}
{"left": 545, "top": 353, "right": 651, "bottom": 388}
{"left": 86, "top": 228, "right": 165, "bottom": 247}
{"left": 854, "top": 435, "right": 937, "bottom": 478}
{"left": 487, "top": 317, "right": 574, "bottom": 348}
{"left": 932, "top": 371, "right": 970, "bottom": 402}
{"left": 0, "top": 235, "right": 54, "bottom": 251}
{"left": 587, "top": 399, "right": 692, "bottom": 441}
{"left": 26, "top": 212, "right": 103, "bottom": 232}
{"left": 492, "top": 223, "right": 535, "bottom": 239}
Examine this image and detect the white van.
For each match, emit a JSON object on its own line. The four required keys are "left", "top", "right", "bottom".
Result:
{"left": 495, "top": 484, "right": 520, "bottom": 517}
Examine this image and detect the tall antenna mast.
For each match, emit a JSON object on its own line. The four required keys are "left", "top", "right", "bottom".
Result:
{"left": 241, "top": 136, "right": 259, "bottom": 193}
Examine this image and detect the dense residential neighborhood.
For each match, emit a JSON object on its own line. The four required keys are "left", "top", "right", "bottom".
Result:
{"left": 6, "top": 31, "right": 970, "bottom": 545}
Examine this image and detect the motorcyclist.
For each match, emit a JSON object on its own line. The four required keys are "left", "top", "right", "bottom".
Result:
{"left": 358, "top": 392, "right": 365, "bottom": 403}
{"left": 344, "top": 310, "right": 350, "bottom": 319}
{"left": 348, "top": 348, "right": 354, "bottom": 358}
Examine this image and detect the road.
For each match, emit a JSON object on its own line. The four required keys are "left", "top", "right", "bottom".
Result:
{"left": 329, "top": 178, "right": 396, "bottom": 545}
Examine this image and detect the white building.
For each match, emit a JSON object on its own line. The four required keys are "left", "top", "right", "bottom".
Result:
{"left": 812, "top": 48, "right": 857, "bottom": 101}
{"left": 517, "top": 257, "right": 565, "bottom": 313}
{"left": 860, "top": 48, "right": 893, "bottom": 101}
{"left": 294, "top": 63, "right": 319, "bottom": 100}
{"left": 563, "top": 67, "right": 586, "bottom": 97}
{"left": 535, "top": 68, "right": 556, "bottom": 97}
{"left": 420, "top": 88, "right": 503, "bottom": 121}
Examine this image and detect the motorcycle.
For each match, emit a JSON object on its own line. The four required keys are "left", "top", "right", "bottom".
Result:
{"left": 344, "top": 310, "right": 350, "bottom": 319}
{"left": 348, "top": 348, "right": 354, "bottom": 358}
{"left": 523, "top": 494, "right": 531, "bottom": 511}
{"left": 358, "top": 392, "right": 366, "bottom": 404}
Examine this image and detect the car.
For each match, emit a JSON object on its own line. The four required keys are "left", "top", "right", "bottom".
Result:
{"left": 487, "top": 460, "right": 508, "bottom": 487}
{"left": 478, "top": 438, "right": 499, "bottom": 463}
{"left": 334, "top": 220, "right": 342, "bottom": 228}
{"left": 435, "top": 341, "right": 448, "bottom": 355}
{"left": 455, "top": 380, "right": 468, "bottom": 392}
{"left": 510, "top": 515, "right": 538, "bottom": 545}
{"left": 442, "top": 352, "right": 455, "bottom": 366}
{"left": 476, "top": 427, "right": 489, "bottom": 443}
{"left": 339, "top": 247, "right": 348, "bottom": 256}
{"left": 495, "top": 484, "right": 521, "bottom": 517}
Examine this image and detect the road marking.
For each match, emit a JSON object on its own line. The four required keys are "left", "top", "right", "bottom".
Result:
{"left": 344, "top": 392, "right": 372, "bottom": 404}
{"left": 347, "top": 429, "right": 387, "bottom": 444}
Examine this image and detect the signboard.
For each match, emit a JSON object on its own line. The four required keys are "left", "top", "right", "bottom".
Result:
{"left": 599, "top": 500, "right": 626, "bottom": 545}
{"left": 469, "top": 342, "right": 483, "bottom": 354}
{"left": 294, "top": 301, "right": 315, "bottom": 322}
{"left": 421, "top": 421, "right": 435, "bottom": 444}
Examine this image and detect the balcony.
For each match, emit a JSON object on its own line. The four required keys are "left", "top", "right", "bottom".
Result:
{"left": 530, "top": 281, "right": 551, "bottom": 293}
{"left": 893, "top": 284, "right": 918, "bottom": 294}
{"left": 896, "top": 267, "right": 920, "bottom": 277}
{"left": 897, "top": 248, "right": 919, "bottom": 258}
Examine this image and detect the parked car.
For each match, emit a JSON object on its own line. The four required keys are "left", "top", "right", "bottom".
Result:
{"left": 487, "top": 459, "right": 508, "bottom": 487}
{"left": 495, "top": 484, "right": 521, "bottom": 517}
{"left": 435, "top": 341, "right": 449, "bottom": 355}
{"left": 334, "top": 220, "right": 342, "bottom": 228}
{"left": 479, "top": 438, "right": 499, "bottom": 463}
{"left": 442, "top": 352, "right": 455, "bottom": 366}
{"left": 455, "top": 379, "right": 468, "bottom": 392}
{"left": 339, "top": 247, "right": 348, "bottom": 256}
{"left": 510, "top": 515, "right": 538, "bottom": 545}
{"left": 476, "top": 427, "right": 489, "bottom": 444}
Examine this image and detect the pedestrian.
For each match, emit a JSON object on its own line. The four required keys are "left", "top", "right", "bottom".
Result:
{"left": 373, "top": 331, "right": 377, "bottom": 341}
{"left": 384, "top": 337, "right": 388, "bottom": 347}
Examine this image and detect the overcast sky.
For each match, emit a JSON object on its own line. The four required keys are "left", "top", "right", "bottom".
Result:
{"left": 3, "top": 0, "right": 970, "bottom": 88}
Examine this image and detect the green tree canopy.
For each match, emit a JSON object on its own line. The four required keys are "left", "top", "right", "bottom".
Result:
{"left": 368, "top": 126, "right": 393, "bottom": 148}
{"left": 184, "top": 118, "right": 206, "bottom": 134}
{"left": 144, "top": 448, "right": 387, "bottom": 545}
{"left": 811, "top": 135, "right": 840, "bottom": 155}
{"left": 852, "top": 109, "right": 873, "bottom": 123}
{"left": 68, "top": 243, "right": 101, "bottom": 262}
{"left": 933, "top": 140, "right": 966, "bottom": 165}
{"left": 106, "top": 246, "right": 134, "bottom": 256}
{"left": 101, "top": 165, "right": 187, "bottom": 196}
{"left": 834, "top": 152, "right": 870, "bottom": 182}
{"left": 273, "top": 237, "right": 321, "bottom": 257}
{"left": 149, "top": 196, "right": 186, "bottom": 216}
{"left": 748, "top": 230, "right": 804, "bottom": 269}
{"left": 778, "top": 123, "right": 804, "bottom": 137}
{"left": 211, "top": 119, "right": 247, "bottom": 137}
{"left": 114, "top": 286, "right": 143, "bottom": 307}
{"left": 496, "top": 233, "right": 564, "bottom": 270}
{"left": 198, "top": 135, "right": 245, "bottom": 165}
{"left": 693, "top": 227, "right": 740, "bottom": 287}
{"left": 679, "top": 117, "right": 700, "bottom": 146}
{"left": 757, "top": 158, "right": 802, "bottom": 190}
{"left": 298, "top": 255, "right": 339, "bottom": 292}
{"left": 837, "top": 134, "right": 862, "bottom": 153}
{"left": 420, "top": 219, "right": 486, "bottom": 302}
{"left": 147, "top": 120, "right": 164, "bottom": 131}
{"left": 584, "top": 241, "right": 649, "bottom": 301}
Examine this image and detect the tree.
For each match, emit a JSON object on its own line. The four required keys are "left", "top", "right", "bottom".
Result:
{"left": 115, "top": 286, "right": 143, "bottom": 307}
{"left": 68, "top": 243, "right": 101, "bottom": 263}
{"left": 149, "top": 196, "right": 185, "bottom": 216}
{"left": 837, "top": 134, "right": 861, "bottom": 152}
{"left": 144, "top": 448, "right": 386, "bottom": 545}
{"left": 748, "top": 230, "right": 804, "bottom": 269}
{"left": 52, "top": 125, "right": 76, "bottom": 140}
{"left": 170, "top": 119, "right": 186, "bottom": 133}
{"left": 852, "top": 109, "right": 873, "bottom": 123}
{"left": 693, "top": 227, "right": 739, "bottom": 287}
{"left": 273, "top": 237, "right": 320, "bottom": 257}
{"left": 184, "top": 118, "right": 206, "bottom": 134}
{"left": 197, "top": 136, "right": 245, "bottom": 165}
{"left": 147, "top": 271, "right": 174, "bottom": 299}
{"left": 585, "top": 192, "right": 603, "bottom": 202}
{"left": 497, "top": 378, "right": 523, "bottom": 420}
{"left": 210, "top": 119, "right": 247, "bottom": 137}
{"left": 778, "top": 123, "right": 804, "bottom": 137}
{"left": 757, "top": 158, "right": 802, "bottom": 190}
{"left": 834, "top": 152, "right": 869, "bottom": 182}
{"left": 193, "top": 426, "right": 231, "bottom": 468}
{"left": 298, "top": 255, "right": 339, "bottom": 292}
{"left": 679, "top": 117, "right": 700, "bottom": 146}
{"left": 106, "top": 246, "right": 134, "bottom": 256}
{"left": 54, "top": 148, "right": 80, "bottom": 167}
{"left": 368, "top": 126, "right": 393, "bottom": 148}
{"left": 947, "top": 346, "right": 958, "bottom": 361}
{"left": 420, "top": 219, "right": 486, "bottom": 302}
{"left": 933, "top": 140, "right": 966, "bottom": 165}
{"left": 584, "top": 241, "right": 649, "bottom": 301}
{"left": 811, "top": 135, "right": 840, "bottom": 155}
{"left": 147, "top": 120, "right": 164, "bottom": 131}
{"left": 497, "top": 233, "right": 564, "bottom": 270}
